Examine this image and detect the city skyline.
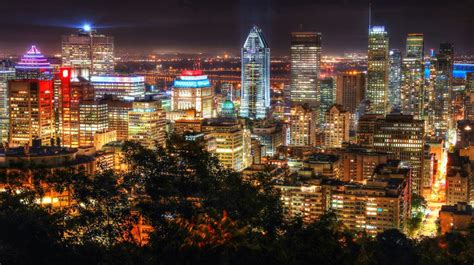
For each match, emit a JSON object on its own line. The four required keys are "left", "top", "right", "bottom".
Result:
{"left": 0, "top": 0, "right": 473, "bottom": 56}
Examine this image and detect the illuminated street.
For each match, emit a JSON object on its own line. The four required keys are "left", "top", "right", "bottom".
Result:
{"left": 417, "top": 129, "right": 456, "bottom": 237}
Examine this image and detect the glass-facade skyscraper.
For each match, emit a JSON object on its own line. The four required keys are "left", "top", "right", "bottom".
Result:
{"left": 433, "top": 43, "right": 454, "bottom": 136}
{"left": 401, "top": 34, "right": 424, "bottom": 119}
{"left": 367, "top": 26, "right": 389, "bottom": 115}
{"left": 388, "top": 49, "right": 402, "bottom": 112}
{"left": 240, "top": 26, "right": 270, "bottom": 119}
{"left": 290, "top": 32, "right": 322, "bottom": 109}
{"left": 320, "top": 77, "right": 335, "bottom": 124}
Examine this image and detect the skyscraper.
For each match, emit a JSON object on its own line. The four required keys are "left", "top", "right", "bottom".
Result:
{"left": 320, "top": 77, "right": 335, "bottom": 124}
{"left": 15, "top": 45, "right": 53, "bottom": 80}
{"left": 388, "top": 49, "right": 402, "bottom": 111}
{"left": 8, "top": 80, "right": 54, "bottom": 147}
{"left": 290, "top": 32, "right": 322, "bottom": 109}
{"left": 367, "top": 26, "right": 389, "bottom": 115}
{"left": 0, "top": 68, "right": 15, "bottom": 143}
{"left": 434, "top": 43, "right": 454, "bottom": 136}
{"left": 336, "top": 71, "right": 366, "bottom": 114}
{"left": 59, "top": 67, "right": 95, "bottom": 148}
{"left": 62, "top": 26, "right": 114, "bottom": 77}
{"left": 240, "top": 26, "right": 270, "bottom": 119}
{"left": 401, "top": 34, "right": 425, "bottom": 119}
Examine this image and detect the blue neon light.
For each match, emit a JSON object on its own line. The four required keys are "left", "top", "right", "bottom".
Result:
{"left": 83, "top": 24, "right": 91, "bottom": 32}
{"left": 452, "top": 63, "right": 474, "bottom": 79}
{"left": 173, "top": 79, "right": 211, "bottom": 88}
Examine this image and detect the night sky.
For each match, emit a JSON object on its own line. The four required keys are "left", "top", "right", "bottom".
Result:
{"left": 1, "top": 0, "right": 473, "bottom": 56}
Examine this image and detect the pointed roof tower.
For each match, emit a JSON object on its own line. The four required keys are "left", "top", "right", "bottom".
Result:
{"left": 243, "top": 25, "right": 269, "bottom": 50}
{"left": 15, "top": 45, "right": 53, "bottom": 70}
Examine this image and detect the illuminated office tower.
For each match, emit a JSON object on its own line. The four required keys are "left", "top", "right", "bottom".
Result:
{"left": 336, "top": 71, "right": 365, "bottom": 113}
{"left": 323, "top": 104, "right": 350, "bottom": 148}
{"left": 0, "top": 68, "right": 15, "bottom": 143}
{"left": 8, "top": 80, "right": 54, "bottom": 147}
{"left": 367, "top": 26, "right": 389, "bottom": 115}
{"left": 320, "top": 77, "right": 335, "bottom": 124}
{"left": 91, "top": 75, "right": 145, "bottom": 100}
{"left": 58, "top": 67, "right": 95, "bottom": 148}
{"left": 15, "top": 45, "right": 53, "bottom": 80}
{"left": 388, "top": 49, "right": 402, "bottom": 111}
{"left": 62, "top": 26, "right": 114, "bottom": 77}
{"left": 373, "top": 114, "right": 425, "bottom": 195}
{"left": 103, "top": 97, "right": 133, "bottom": 141}
{"left": 423, "top": 50, "right": 438, "bottom": 136}
{"left": 171, "top": 70, "right": 215, "bottom": 118}
{"left": 289, "top": 104, "right": 317, "bottom": 146}
{"left": 433, "top": 43, "right": 454, "bottom": 136}
{"left": 79, "top": 100, "right": 108, "bottom": 147}
{"left": 202, "top": 118, "right": 248, "bottom": 171}
{"left": 290, "top": 32, "right": 322, "bottom": 109}
{"left": 128, "top": 101, "right": 166, "bottom": 149}
{"left": 401, "top": 34, "right": 425, "bottom": 119}
{"left": 240, "top": 26, "right": 270, "bottom": 119}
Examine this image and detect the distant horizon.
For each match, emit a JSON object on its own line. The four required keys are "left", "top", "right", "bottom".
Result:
{"left": 0, "top": 0, "right": 473, "bottom": 57}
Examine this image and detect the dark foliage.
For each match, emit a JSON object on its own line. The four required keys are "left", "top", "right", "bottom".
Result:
{"left": 0, "top": 135, "right": 473, "bottom": 265}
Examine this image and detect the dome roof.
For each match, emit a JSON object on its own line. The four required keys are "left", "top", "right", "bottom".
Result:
{"left": 222, "top": 99, "right": 235, "bottom": 110}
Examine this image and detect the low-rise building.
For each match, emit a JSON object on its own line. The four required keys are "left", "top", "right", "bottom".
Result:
{"left": 439, "top": 202, "right": 474, "bottom": 234}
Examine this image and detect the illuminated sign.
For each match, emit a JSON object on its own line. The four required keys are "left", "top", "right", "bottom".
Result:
{"left": 91, "top": 76, "right": 145, "bottom": 83}
{"left": 173, "top": 79, "right": 211, "bottom": 88}
{"left": 180, "top": 75, "right": 208, "bottom": 81}
{"left": 370, "top": 26, "right": 385, "bottom": 33}
{"left": 62, "top": 69, "right": 70, "bottom": 78}
{"left": 181, "top": 70, "right": 203, "bottom": 76}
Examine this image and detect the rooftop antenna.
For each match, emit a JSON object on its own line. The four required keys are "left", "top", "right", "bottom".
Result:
{"left": 368, "top": 2, "right": 372, "bottom": 30}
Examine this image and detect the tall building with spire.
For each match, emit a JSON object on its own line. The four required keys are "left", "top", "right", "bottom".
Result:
{"left": 61, "top": 26, "right": 114, "bottom": 78}
{"left": 290, "top": 32, "right": 322, "bottom": 109}
{"left": 240, "top": 26, "right": 270, "bottom": 119}
{"left": 401, "top": 34, "right": 425, "bottom": 119}
{"left": 367, "top": 26, "right": 389, "bottom": 115}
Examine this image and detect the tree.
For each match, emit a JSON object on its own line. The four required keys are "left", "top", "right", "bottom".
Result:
{"left": 122, "top": 135, "right": 284, "bottom": 264}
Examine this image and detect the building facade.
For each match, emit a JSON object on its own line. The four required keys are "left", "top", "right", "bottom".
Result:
{"left": 128, "top": 101, "right": 166, "bottom": 149}
{"left": 61, "top": 27, "right": 114, "bottom": 77}
{"left": 79, "top": 100, "right": 108, "bottom": 147}
{"left": 91, "top": 75, "right": 145, "bottom": 100}
{"left": 290, "top": 32, "right": 322, "bottom": 109}
{"left": 323, "top": 104, "right": 350, "bottom": 148}
{"left": 388, "top": 49, "right": 402, "bottom": 111}
{"left": 8, "top": 80, "right": 54, "bottom": 147}
{"left": 289, "top": 105, "right": 317, "bottom": 147}
{"left": 367, "top": 26, "right": 389, "bottom": 115}
{"left": 401, "top": 34, "right": 425, "bottom": 119}
{"left": 171, "top": 70, "right": 215, "bottom": 119}
{"left": 336, "top": 71, "right": 365, "bottom": 114}
{"left": 240, "top": 26, "right": 270, "bottom": 119}
{"left": 373, "top": 114, "right": 425, "bottom": 194}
